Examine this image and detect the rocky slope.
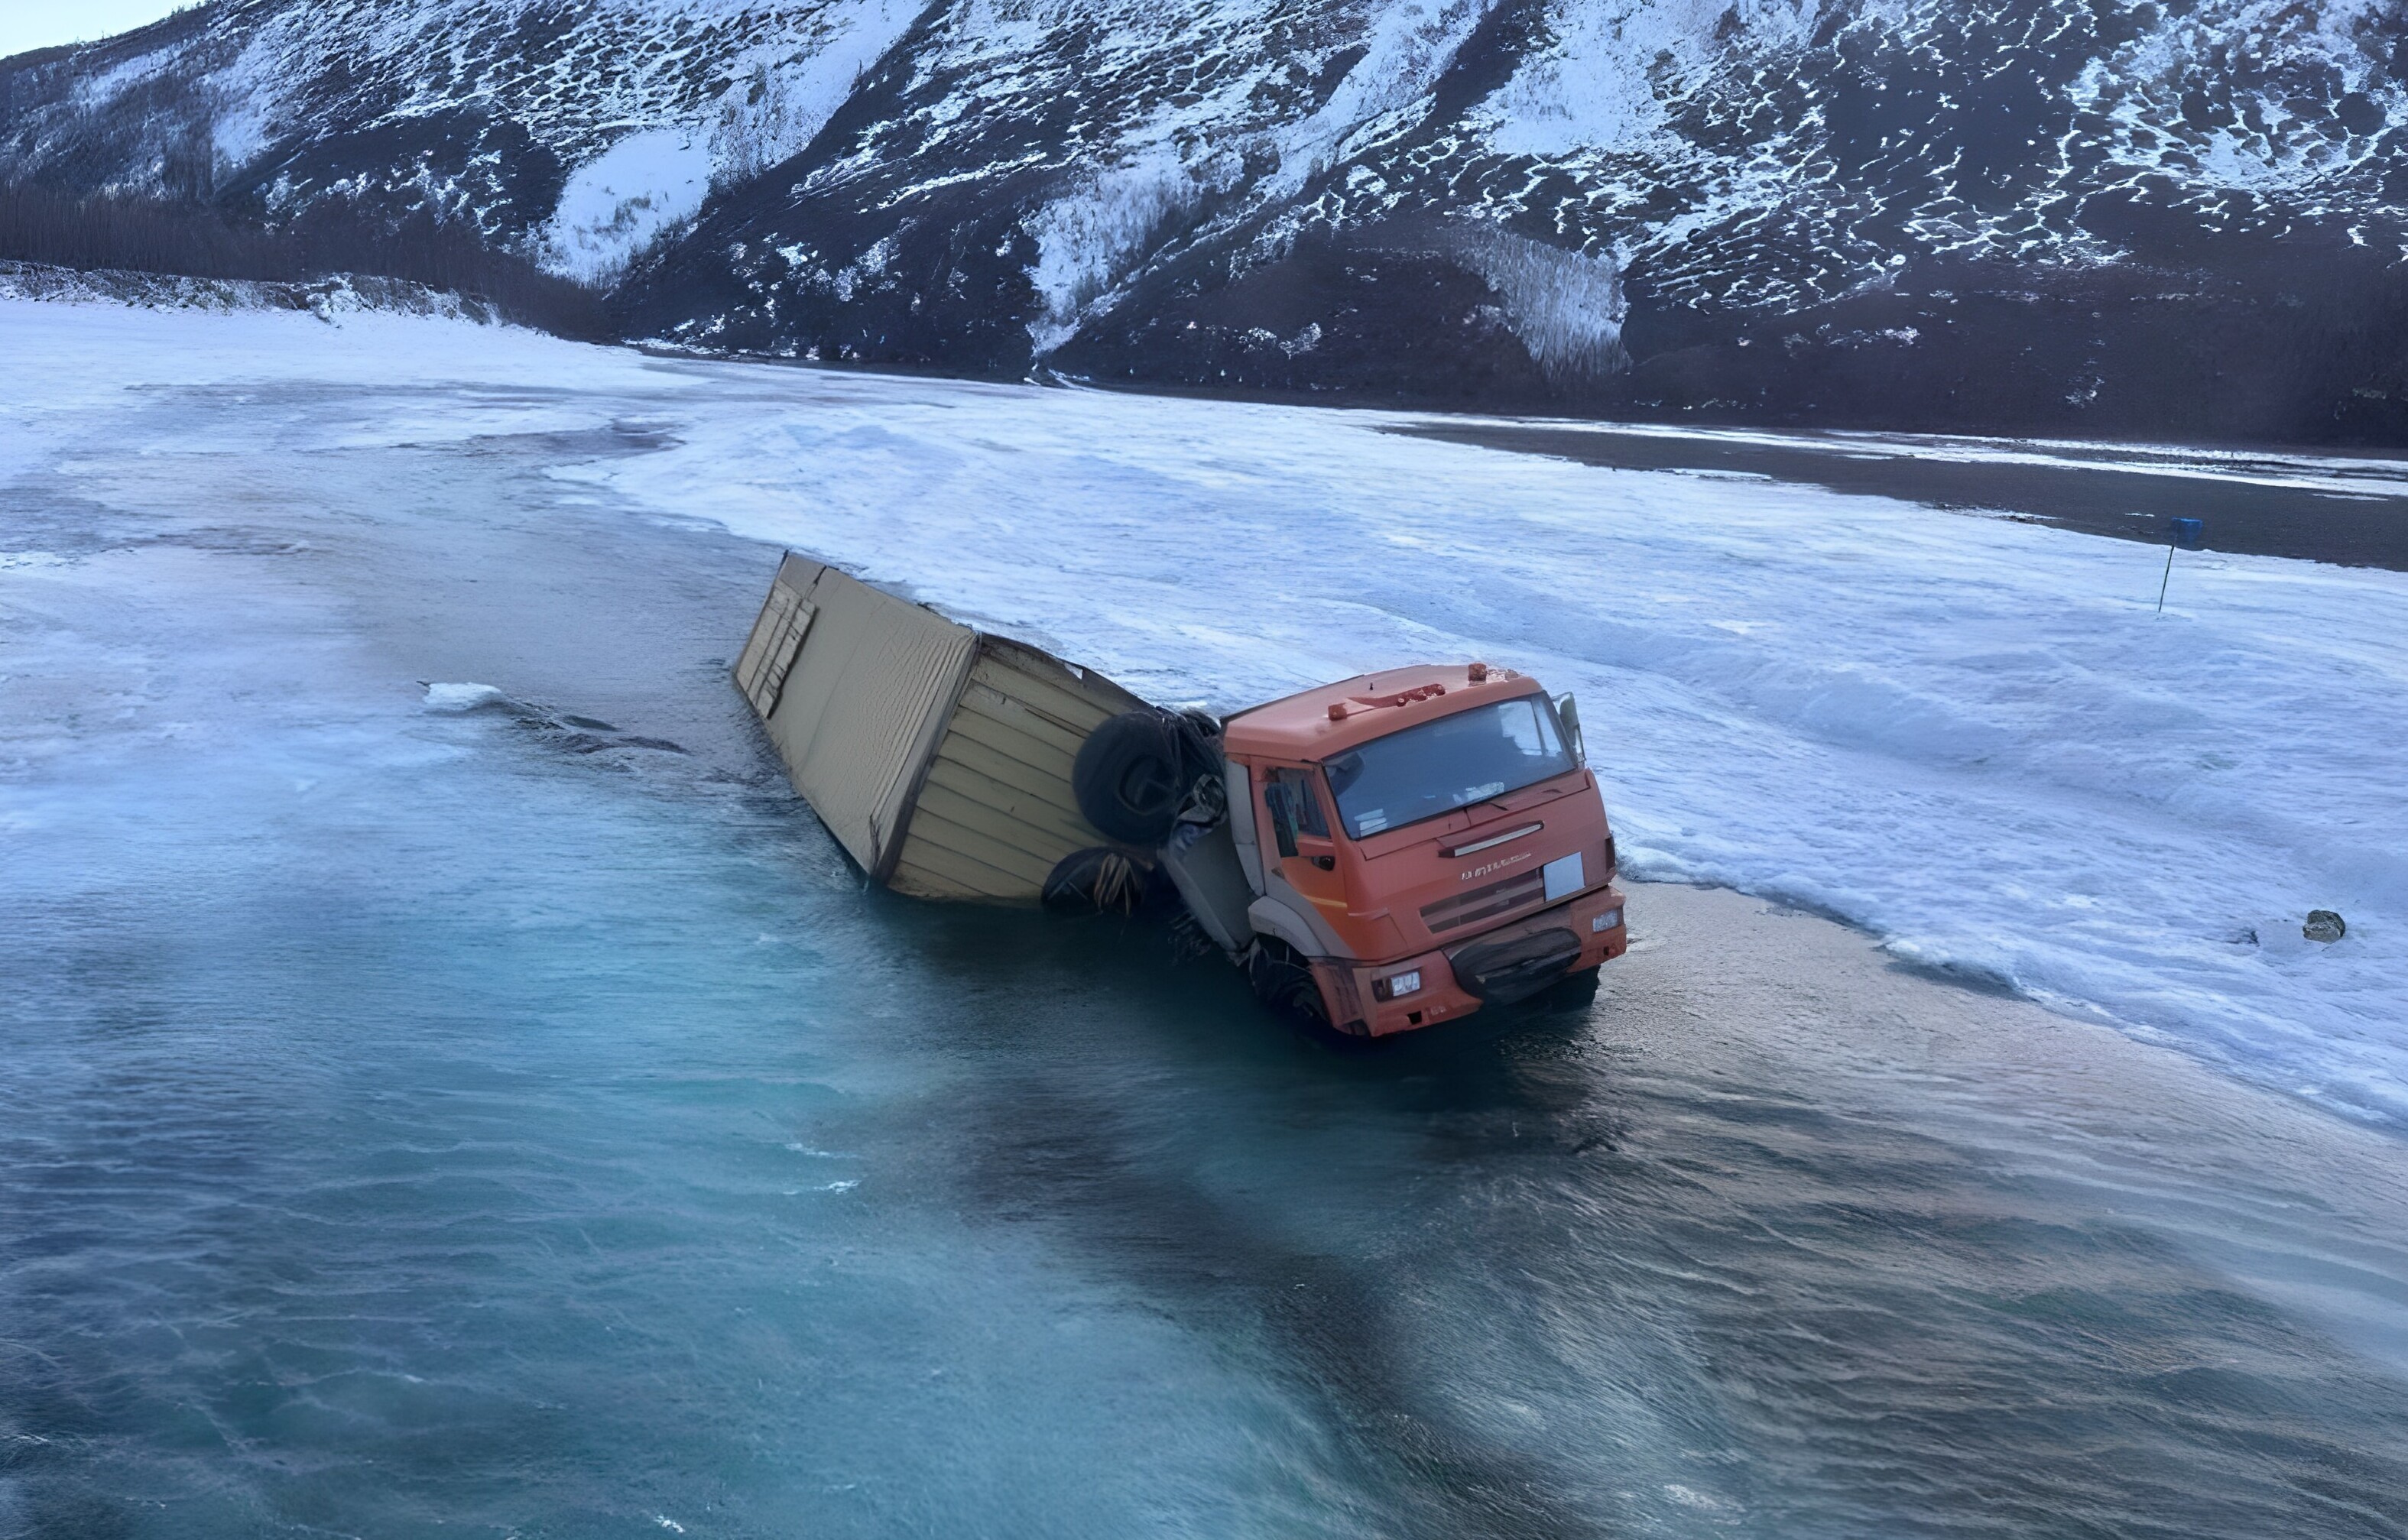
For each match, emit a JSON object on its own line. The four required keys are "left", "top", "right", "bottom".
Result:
{"left": 8, "top": 0, "right": 2408, "bottom": 442}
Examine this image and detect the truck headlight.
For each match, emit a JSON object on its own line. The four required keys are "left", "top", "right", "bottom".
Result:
{"left": 1372, "top": 968, "right": 1423, "bottom": 1001}
{"left": 1591, "top": 908, "right": 1623, "bottom": 933}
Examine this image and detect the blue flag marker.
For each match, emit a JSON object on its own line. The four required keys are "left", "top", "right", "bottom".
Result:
{"left": 2158, "top": 517, "right": 2205, "bottom": 613}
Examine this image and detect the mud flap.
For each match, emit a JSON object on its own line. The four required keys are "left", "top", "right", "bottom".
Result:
{"left": 1447, "top": 927, "right": 1583, "bottom": 1006}
{"left": 1311, "top": 961, "right": 1368, "bottom": 1036}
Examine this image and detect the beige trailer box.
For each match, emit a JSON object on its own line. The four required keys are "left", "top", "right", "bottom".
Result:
{"left": 734, "top": 553, "right": 1149, "bottom": 903}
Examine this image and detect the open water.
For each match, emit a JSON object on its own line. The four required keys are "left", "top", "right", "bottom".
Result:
{"left": 1397, "top": 420, "right": 2408, "bottom": 569}
{"left": 5, "top": 361, "right": 2408, "bottom": 1538}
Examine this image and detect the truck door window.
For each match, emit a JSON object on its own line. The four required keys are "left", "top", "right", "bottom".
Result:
{"left": 1264, "top": 768, "right": 1328, "bottom": 858}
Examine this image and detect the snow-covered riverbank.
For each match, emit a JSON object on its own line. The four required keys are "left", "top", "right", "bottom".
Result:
{"left": 4, "top": 300, "right": 2403, "bottom": 1127}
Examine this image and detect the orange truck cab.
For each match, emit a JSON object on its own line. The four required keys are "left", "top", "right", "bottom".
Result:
{"left": 1202, "top": 663, "right": 1627, "bottom": 1035}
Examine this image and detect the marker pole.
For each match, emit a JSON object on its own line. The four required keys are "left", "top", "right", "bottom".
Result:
{"left": 2157, "top": 517, "right": 2205, "bottom": 615}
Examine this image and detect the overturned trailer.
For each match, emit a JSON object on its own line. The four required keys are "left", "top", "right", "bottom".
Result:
{"left": 733, "top": 551, "right": 1152, "bottom": 903}
{"left": 737, "top": 553, "right": 1628, "bottom": 1034}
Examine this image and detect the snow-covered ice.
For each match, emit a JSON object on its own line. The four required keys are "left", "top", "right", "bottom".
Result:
{"left": 3, "top": 299, "right": 2403, "bottom": 1127}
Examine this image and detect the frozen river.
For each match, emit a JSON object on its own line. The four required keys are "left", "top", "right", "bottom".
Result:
{"left": 4, "top": 303, "right": 2407, "bottom": 1537}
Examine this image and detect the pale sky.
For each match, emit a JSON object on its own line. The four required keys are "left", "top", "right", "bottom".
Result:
{"left": 0, "top": 1, "right": 193, "bottom": 60}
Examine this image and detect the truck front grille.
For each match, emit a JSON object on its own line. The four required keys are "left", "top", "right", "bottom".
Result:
{"left": 1420, "top": 869, "right": 1547, "bottom": 934}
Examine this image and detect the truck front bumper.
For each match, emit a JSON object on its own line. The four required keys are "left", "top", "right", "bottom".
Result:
{"left": 1314, "top": 885, "right": 1629, "bottom": 1037}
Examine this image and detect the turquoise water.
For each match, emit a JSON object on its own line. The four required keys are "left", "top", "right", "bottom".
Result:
{"left": 5, "top": 407, "right": 2408, "bottom": 1538}
{"left": 0, "top": 680, "right": 1324, "bottom": 1536}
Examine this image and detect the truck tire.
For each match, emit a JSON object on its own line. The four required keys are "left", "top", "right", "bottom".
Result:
{"left": 1245, "top": 937, "right": 1329, "bottom": 1029}
{"left": 1074, "top": 709, "right": 1202, "bottom": 845}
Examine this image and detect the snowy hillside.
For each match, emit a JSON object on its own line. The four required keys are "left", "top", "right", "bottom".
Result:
{"left": 7, "top": 1, "right": 2408, "bottom": 438}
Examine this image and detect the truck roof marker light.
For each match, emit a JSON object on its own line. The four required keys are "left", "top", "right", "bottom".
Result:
{"left": 1350, "top": 683, "right": 1448, "bottom": 710}
{"left": 1468, "top": 662, "right": 1489, "bottom": 682}
{"left": 1328, "top": 702, "right": 1352, "bottom": 721}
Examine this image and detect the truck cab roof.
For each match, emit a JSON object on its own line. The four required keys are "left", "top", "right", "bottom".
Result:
{"left": 1220, "top": 663, "right": 1540, "bottom": 760}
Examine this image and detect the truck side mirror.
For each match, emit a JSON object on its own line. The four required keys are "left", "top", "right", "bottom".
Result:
{"left": 1554, "top": 692, "right": 1586, "bottom": 766}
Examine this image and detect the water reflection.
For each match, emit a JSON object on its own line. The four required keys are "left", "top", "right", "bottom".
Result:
{"left": 871, "top": 897, "right": 2408, "bottom": 1540}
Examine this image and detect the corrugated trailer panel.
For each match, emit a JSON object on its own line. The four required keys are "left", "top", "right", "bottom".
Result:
{"left": 734, "top": 554, "right": 824, "bottom": 715}
{"left": 975, "top": 640, "right": 1141, "bottom": 735}
{"left": 733, "top": 579, "right": 813, "bottom": 717}
{"left": 939, "top": 698, "right": 1082, "bottom": 779}
{"left": 919, "top": 759, "right": 1100, "bottom": 853}
{"left": 888, "top": 838, "right": 1029, "bottom": 902}
{"left": 737, "top": 554, "right": 1150, "bottom": 906}
{"left": 819, "top": 596, "right": 972, "bottom": 873}
{"left": 892, "top": 799, "right": 1063, "bottom": 891}
{"left": 885, "top": 641, "right": 1148, "bottom": 905}
{"left": 737, "top": 556, "right": 976, "bottom": 879}
{"left": 925, "top": 726, "right": 1090, "bottom": 812}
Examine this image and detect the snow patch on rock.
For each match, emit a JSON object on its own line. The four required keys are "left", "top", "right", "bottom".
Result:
{"left": 709, "top": 0, "right": 923, "bottom": 183}
{"left": 203, "top": 17, "right": 306, "bottom": 179}
{"left": 536, "top": 1, "right": 919, "bottom": 286}
{"left": 1264, "top": 0, "right": 1494, "bottom": 199}
{"left": 1479, "top": 0, "right": 1816, "bottom": 158}
{"left": 2074, "top": 0, "right": 2406, "bottom": 202}
{"left": 541, "top": 128, "right": 718, "bottom": 287}
{"left": 209, "top": 94, "right": 274, "bottom": 174}
{"left": 1450, "top": 227, "right": 1629, "bottom": 380}
{"left": 1024, "top": 144, "right": 1236, "bottom": 355}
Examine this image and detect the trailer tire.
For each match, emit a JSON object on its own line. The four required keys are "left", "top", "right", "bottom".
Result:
{"left": 1074, "top": 709, "right": 1203, "bottom": 845}
{"left": 1246, "top": 937, "right": 1329, "bottom": 1029}
{"left": 1041, "top": 847, "right": 1154, "bottom": 916}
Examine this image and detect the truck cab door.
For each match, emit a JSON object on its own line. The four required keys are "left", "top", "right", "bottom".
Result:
{"left": 1263, "top": 767, "right": 1345, "bottom": 917}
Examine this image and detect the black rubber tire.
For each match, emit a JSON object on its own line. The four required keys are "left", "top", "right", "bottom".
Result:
{"left": 1040, "top": 847, "right": 1152, "bottom": 916}
{"left": 1073, "top": 710, "right": 1195, "bottom": 845}
{"left": 1246, "top": 938, "right": 1329, "bottom": 1028}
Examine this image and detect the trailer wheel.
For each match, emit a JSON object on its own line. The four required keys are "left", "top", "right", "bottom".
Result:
{"left": 1074, "top": 709, "right": 1202, "bottom": 845}
{"left": 1246, "top": 938, "right": 1329, "bottom": 1028}
{"left": 1040, "top": 847, "right": 1154, "bottom": 916}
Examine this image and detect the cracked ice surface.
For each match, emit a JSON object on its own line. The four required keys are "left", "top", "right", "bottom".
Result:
{"left": 5, "top": 300, "right": 2404, "bottom": 1128}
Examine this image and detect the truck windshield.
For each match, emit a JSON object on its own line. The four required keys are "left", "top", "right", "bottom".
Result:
{"left": 1320, "top": 695, "right": 1576, "bottom": 838}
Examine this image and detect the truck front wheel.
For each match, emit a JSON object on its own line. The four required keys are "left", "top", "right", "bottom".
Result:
{"left": 1245, "top": 938, "right": 1329, "bottom": 1029}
